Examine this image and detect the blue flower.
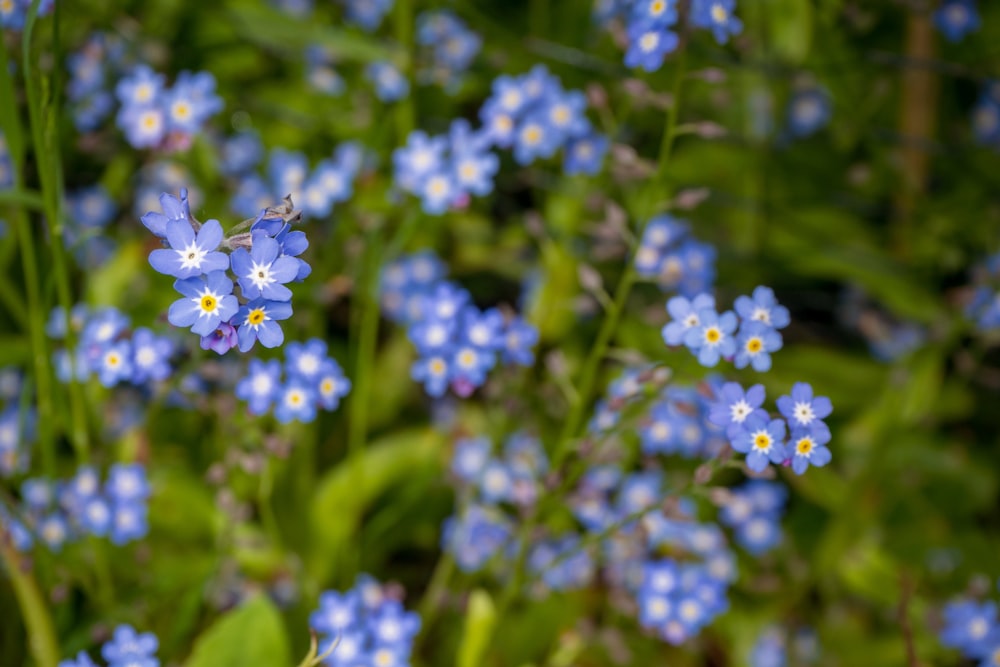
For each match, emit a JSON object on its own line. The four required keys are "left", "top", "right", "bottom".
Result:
{"left": 451, "top": 437, "right": 491, "bottom": 483}
{"left": 734, "top": 321, "right": 783, "bottom": 371}
{"left": 38, "top": 513, "right": 69, "bottom": 551}
{"left": 734, "top": 285, "right": 790, "bottom": 329}
{"left": 106, "top": 464, "right": 151, "bottom": 503}
{"left": 275, "top": 382, "right": 318, "bottom": 423}
{"left": 371, "top": 601, "right": 422, "bottom": 647}
{"left": 501, "top": 316, "right": 538, "bottom": 366}
{"left": 563, "top": 133, "right": 608, "bottom": 175}
{"left": 168, "top": 271, "right": 240, "bottom": 337}
{"left": 115, "top": 65, "right": 165, "bottom": 108}
{"left": 236, "top": 359, "right": 283, "bottom": 415}
{"left": 731, "top": 414, "right": 787, "bottom": 473}
{"left": 542, "top": 89, "right": 590, "bottom": 141}
{"left": 625, "top": 22, "right": 678, "bottom": 72}
{"left": 393, "top": 131, "right": 447, "bottom": 192}
{"left": 285, "top": 339, "right": 330, "bottom": 383}
{"left": 96, "top": 340, "right": 133, "bottom": 387}
{"left": 164, "top": 70, "right": 223, "bottom": 134}
{"left": 633, "top": 0, "right": 678, "bottom": 26}
{"left": 787, "top": 422, "right": 832, "bottom": 475}
{"left": 117, "top": 104, "right": 167, "bottom": 149}
{"left": 79, "top": 497, "right": 112, "bottom": 537}
{"left": 682, "top": 308, "right": 737, "bottom": 367}
{"left": 662, "top": 293, "right": 716, "bottom": 346}
{"left": 513, "top": 113, "right": 561, "bottom": 165}
{"left": 310, "top": 589, "right": 360, "bottom": 635}
{"left": 934, "top": 0, "right": 980, "bottom": 43}
{"left": 367, "top": 62, "right": 410, "bottom": 102}
{"left": 940, "top": 600, "right": 997, "bottom": 657}
{"left": 412, "top": 354, "right": 452, "bottom": 397}
{"left": 235, "top": 299, "right": 293, "bottom": 352}
{"left": 316, "top": 359, "right": 351, "bottom": 410}
{"left": 417, "top": 170, "right": 459, "bottom": 215}
{"left": 101, "top": 625, "right": 159, "bottom": 664}
{"left": 220, "top": 132, "right": 263, "bottom": 177}
{"left": 58, "top": 651, "right": 98, "bottom": 667}
{"left": 148, "top": 218, "right": 229, "bottom": 279}
{"left": 450, "top": 123, "right": 499, "bottom": 196}
{"left": 787, "top": 88, "right": 831, "bottom": 138}
{"left": 130, "top": 327, "right": 174, "bottom": 384}
{"left": 776, "top": 382, "right": 832, "bottom": 430}
{"left": 141, "top": 189, "right": 193, "bottom": 238}
{"left": 691, "top": 0, "right": 743, "bottom": 44}
{"left": 708, "top": 381, "right": 767, "bottom": 438}
{"left": 230, "top": 234, "right": 301, "bottom": 301}
{"left": 343, "top": 0, "right": 393, "bottom": 30}
{"left": 68, "top": 186, "right": 116, "bottom": 228}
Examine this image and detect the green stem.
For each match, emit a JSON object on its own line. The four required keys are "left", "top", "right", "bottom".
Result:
{"left": 393, "top": 0, "right": 415, "bottom": 140}
{"left": 22, "top": 0, "right": 91, "bottom": 462}
{"left": 414, "top": 553, "right": 455, "bottom": 646}
{"left": 550, "top": 48, "right": 688, "bottom": 473}
{"left": 0, "top": 39, "right": 55, "bottom": 476}
{"left": 1, "top": 540, "right": 60, "bottom": 667}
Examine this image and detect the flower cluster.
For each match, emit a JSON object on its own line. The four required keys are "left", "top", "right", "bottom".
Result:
{"left": 934, "top": 0, "right": 980, "bottom": 43}
{"left": 59, "top": 625, "right": 160, "bottom": 667}
{"left": 1, "top": 464, "right": 151, "bottom": 552}
{"left": 717, "top": 479, "right": 788, "bottom": 555}
{"left": 380, "top": 253, "right": 538, "bottom": 397}
{"left": 444, "top": 433, "right": 595, "bottom": 590}
{"left": 663, "top": 286, "right": 788, "bottom": 370}
{"left": 638, "top": 383, "right": 728, "bottom": 458}
{"left": 235, "top": 339, "right": 350, "bottom": 423}
{"left": 938, "top": 597, "right": 1000, "bottom": 666}
{"left": 143, "top": 191, "right": 311, "bottom": 353}
{"left": 416, "top": 10, "right": 482, "bottom": 91}
{"left": 0, "top": 369, "right": 32, "bottom": 476}
{"left": 749, "top": 626, "right": 820, "bottom": 667}
{"left": 66, "top": 32, "right": 128, "bottom": 131}
{"left": 786, "top": 86, "right": 832, "bottom": 139}
{"left": 230, "top": 144, "right": 363, "bottom": 220}
{"left": 710, "top": 381, "right": 833, "bottom": 474}
{"left": 634, "top": 215, "right": 716, "bottom": 297}
{"left": 115, "top": 65, "right": 223, "bottom": 150}
{"left": 479, "top": 66, "right": 608, "bottom": 173}
{"left": 600, "top": 0, "right": 742, "bottom": 72}
{"left": 568, "top": 465, "right": 736, "bottom": 643}
{"left": 0, "top": 0, "right": 54, "bottom": 30}
{"left": 309, "top": 574, "right": 421, "bottom": 667}
{"left": 49, "top": 305, "right": 175, "bottom": 389}
{"left": 637, "top": 557, "right": 730, "bottom": 644}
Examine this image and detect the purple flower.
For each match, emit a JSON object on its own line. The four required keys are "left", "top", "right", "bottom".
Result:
{"left": 199, "top": 321, "right": 239, "bottom": 355}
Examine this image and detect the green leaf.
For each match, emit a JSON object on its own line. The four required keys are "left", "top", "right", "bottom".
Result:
{"left": 308, "top": 428, "right": 445, "bottom": 582}
{"left": 184, "top": 594, "right": 291, "bottom": 667}
{"left": 766, "top": 0, "right": 814, "bottom": 63}
{"left": 457, "top": 589, "right": 497, "bottom": 667}
{"left": 227, "top": 2, "right": 398, "bottom": 64}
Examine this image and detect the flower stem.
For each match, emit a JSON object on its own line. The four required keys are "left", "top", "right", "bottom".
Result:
{"left": 0, "top": 539, "right": 60, "bottom": 667}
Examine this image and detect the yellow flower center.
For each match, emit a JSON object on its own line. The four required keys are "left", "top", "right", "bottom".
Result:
{"left": 796, "top": 438, "right": 814, "bottom": 455}
{"left": 553, "top": 106, "right": 570, "bottom": 124}
{"left": 746, "top": 337, "right": 763, "bottom": 353}
{"left": 247, "top": 308, "right": 266, "bottom": 325}
{"left": 523, "top": 125, "right": 542, "bottom": 145}
{"left": 106, "top": 353, "right": 120, "bottom": 367}
{"left": 321, "top": 379, "right": 334, "bottom": 394}
{"left": 705, "top": 327, "right": 721, "bottom": 344}
{"left": 173, "top": 101, "right": 191, "bottom": 120}
{"left": 651, "top": 0, "right": 665, "bottom": 15}
{"left": 200, "top": 295, "right": 217, "bottom": 312}
{"left": 711, "top": 4, "right": 728, "bottom": 22}
{"left": 640, "top": 32, "right": 659, "bottom": 52}
{"left": 142, "top": 113, "right": 159, "bottom": 130}
{"left": 430, "top": 359, "right": 446, "bottom": 375}
{"left": 753, "top": 432, "right": 771, "bottom": 451}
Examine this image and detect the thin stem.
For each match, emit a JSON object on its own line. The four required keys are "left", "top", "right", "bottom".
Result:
{"left": 23, "top": 0, "right": 91, "bottom": 461}
{"left": 414, "top": 553, "right": 455, "bottom": 649}
{"left": 0, "top": 38, "right": 55, "bottom": 476}
{"left": 0, "top": 539, "right": 60, "bottom": 667}
{"left": 550, "top": 48, "right": 689, "bottom": 473}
